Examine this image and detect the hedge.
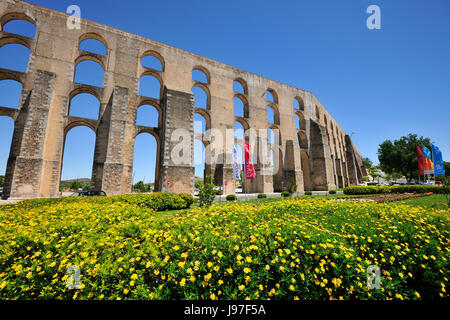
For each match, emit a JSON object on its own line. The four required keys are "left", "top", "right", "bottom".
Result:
{"left": 11, "top": 192, "right": 195, "bottom": 212}
{"left": 226, "top": 194, "right": 237, "bottom": 201}
{"left": 257, "top": 193, "right": 267, "bottom": 199}
{"left": 343, "top": 185, "right": 449, "bottom": 195}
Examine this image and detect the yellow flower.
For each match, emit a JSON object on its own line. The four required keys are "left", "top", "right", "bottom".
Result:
{"left": 210, "top": 293, "right": 217, "bottom": 300}
{"left": 226, "top": 268, "right": 233, "bottom": 275}
{"left": 180, "top": 278, "right": 186, "bottom": 287}
{"left": 238, "top": 285, "right": 245, "bottom": 291}
{"left": 207, "top": 262, "right": 213, "bottom": 268}
{"left": 173, "top": 245, "right": 180, "bottom": 251}
{"left": 245, "top": 256, "right": 252, "bottom": 263}
{"left": 123, "top": 288, "right": 129, "bottom": 295}
{"left": 154, "top": 270, "right": 160, "bottom": 275}
{"left": 178, "top": 261, "right": 186, "bottom": 268}
{"left": 289, "top": 285, "right": 295, "bottom": 291}
{"left": 131, "top": 274, "right": 138, "bottom": 280}
{"left": 204, "top": 273, "right": 212, "bottom": 282}
{"left": 243, "top": 267, "right": 251, "bottom": 274}
{"left": 265, "top": 265, "right": 270, "bottom": 271}
{"left": 218, "top": 280, "right": 224, "bottom": 285}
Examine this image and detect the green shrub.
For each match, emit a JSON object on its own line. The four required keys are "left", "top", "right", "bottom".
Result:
{"left": 178, "top": 193, "right": 195, "bottom": 207}
{"left": 197, "top": 175, "right": 217, "bottom": 207}
{"left": 329, "top": 190, "right": 337, "bottom": 194}
{"left": 257, "top": 193, "right": 267, "bottom": 199}
{"left": 305, "top": 191, "right": 312, "bottom": 196}
{"left": 343, "top": 185, "right": 449, "bottom": 195}
{"left": 13, "top": 192, "right": 192, "bottom": 212}
{"left": 281, "top": 191, "right": 290, "bottom": 197}
{"left": 226, "top": 194, "right": 237, "bottom": 201}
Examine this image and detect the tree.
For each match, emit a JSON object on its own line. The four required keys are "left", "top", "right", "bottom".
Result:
{"left": 0, "top": 175, "right": 4, "bottom": 188}
{"left": 133, "top": 181, "right": 149, "bottom": 193}
{"left": 378, "top": 134, "right": 432, "bottom": 182}
{"left": 196, "top": 175, "right": 216, "bottom": 207}
{"left": 363, "top": 157, "right": 373, "bottom": 169}
{"left": 444, "top": 161, "right": 450, "bottom": 177}
{"left": 70, "top": 180, "right": 84, "bottom": 190}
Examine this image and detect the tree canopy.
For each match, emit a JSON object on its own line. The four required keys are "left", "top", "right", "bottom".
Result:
{"left": 378, "top": 133, "right": 432, "bottom": 181}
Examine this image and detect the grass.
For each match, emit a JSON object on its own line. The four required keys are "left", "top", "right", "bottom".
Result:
{"left": 398, "top": 194, "right": 449, "bottom": 210}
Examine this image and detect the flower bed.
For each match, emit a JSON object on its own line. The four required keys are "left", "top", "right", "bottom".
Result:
{"left": 0, "top": 198, "right": 448, "bottom": 300}
{"left": 374, "top": 192, "right": 434, "bottom": 203}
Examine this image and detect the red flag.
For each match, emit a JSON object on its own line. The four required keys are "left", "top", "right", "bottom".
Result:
{"left": 416, "top": 146, "right": 424, "bottom": 175}
{"left": 244, "top": 142, "right": 255, "bottom": 179}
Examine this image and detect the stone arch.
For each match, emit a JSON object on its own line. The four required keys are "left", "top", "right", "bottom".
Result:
{"left": 0, "top": 41, "right": 31, "bottom": 72}
{"left": 68, "top": 92, "right": 100, "bottom": 119}
{"left": 136, "top": 103, "right": 160, "bottom": 128}
{"left": 192, "top": 83, "right": 210, "bottom": 110}
{"left": 79, "top": 32, "right": 108, "bottom": 54}
{"left": 141, "top": 50, "right": 165, "bottom": 72}
{"left": 0, "top": 11, "right": 36, "bottom": 31}
{"left": 74, "top": 58, "right": 105, "bottom": 88}
{"left": 194, "top": 107, "right": 211, "bottom": 131}
{"left": 315, "top": 105, "right": 320, "bottom": 121}
{"left": 132, "top": 131, "right": 161, "bottom": 191}
{"left": 233, "top": 93, "right": 248, "bottom": 118}
{"left": 233, "top": 78, "right": 248, "bottom": 95}
{"left": 192, "top": 66, "right": 210, "bottom": 84}
{"left": 266, "top": 104, "right": 280, "bottom": 125}
{"left": 301, "top": 150, "right": 312, "bottom": 191}
{"left": 139, "top": 71, "right": 163, "bottom": 99}
{"left": 0, "top": 78, "right": 22, "bottom": 109}
{"left": 294, "top": 96, "right": 305, "bottom": 111}
{"left": 266, "top": 88, "right": 278, "bottom": 104}
{"left": 60, "top": 124, "right": 97, "bottom": 186}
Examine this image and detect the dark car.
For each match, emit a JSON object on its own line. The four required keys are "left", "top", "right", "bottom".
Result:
{"left": 71, "top": 190, "right": 107, "bottom": 197}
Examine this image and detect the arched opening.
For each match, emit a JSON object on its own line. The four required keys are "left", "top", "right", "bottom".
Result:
{"left": 141, "top": 54, "right": 163, "bottom": 71}
{"left": 266, "top": 88, "right": 278, "bottom": 104}
{"left": 301, "top": 150, "right": 311, "bottom": 191}
{"left": 69, "top": 93, "right": 100, "bottom": 119}
{"left": 270, "top": 145, "right": 283, "bottom": 192}
{"left": 0, "top": 43, "right": 31, "bottom": 72}
{"left": 136, "top": 104, "right": 159, "bottom": 127}
{"left": 194, "top": 112, "right": 207, "bottom": 134}
{"left": 60, "top": 126, "right": 96, "bottom": 191}
{"left": 0, "top": 116, "right": 14, "bottom": 191}
{"left": 294, "top": 97, "right": 305, "bottom": 111}
{"left": 234, "top": 143, "right": 243, "bottom": 193}
{"left": 132, "top": 132, "right": 158, "bottom": 192}
{"left": 233, "top": 96, "right": 245, "bottom": 118}
{"left": 2, "top": 19, "right": 36, "bottom": 38}
{"left": 0, "top": 79, "right": 22, "bottom": 108}
{"left": 79, "top": 38, "right": 107, "bottom": 56}
{"left": 234, "top": 121, "right": 245, "bottom": 141}
{"left": 139, "top": 74, "right": 161, "bottom": 99}
{"left": 192, "top": 85, "right": 208, "bottom": 109}
{"left": 266, "top": 105, "right": 275, "bottom": 124}
{"left": 233, "top": 79, "right": 246, "bottom": 95}
{"left": 194, "top": 138, "right": 206, "bottom": 181}
{"left": 295, "top": 111, "right": 305, "bottom": 130}
{"left": 74, "top": 60, "right": 104, "bottom": 88}
{"left": 192, "top": 67, "right": 209, "bottom": 84}
{"left": 294, "top": 114, "right": 300, "bottom": 130}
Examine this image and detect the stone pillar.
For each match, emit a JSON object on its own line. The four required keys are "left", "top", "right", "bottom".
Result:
{"left": 310, "top": 120, "right": 336, "bottom": 191}
{"left": 213, "top": 153, "right": 234, "bottom": 195}
{"left": 159, "top": 88, "right": 195, "bottom": 194}
{"left": 91, "top": 86, "right": 128, "bottom": 195}
{"left": 3, "top": 70, "right": 56, "bottom": 199}
{"left": 345, "top": 135, "right": 359, "bottom": 186}
{"left": 283, "top": 140, "right": 304, "bottom": 193}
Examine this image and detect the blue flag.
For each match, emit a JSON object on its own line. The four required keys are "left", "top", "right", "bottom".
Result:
{"left": 432, "top": 144, "right": 445, "bottom": 176}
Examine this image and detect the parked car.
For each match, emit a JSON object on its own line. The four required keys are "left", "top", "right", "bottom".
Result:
{"left": 71, "top": 190, "right": 107, "bottom": 197}
{"left": 434, "top": 181, "right": 442, "bottom": 185}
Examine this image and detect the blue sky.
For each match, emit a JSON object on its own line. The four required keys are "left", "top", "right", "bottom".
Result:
{"left": 0, "top": 0, "right": 449, "bottom": 184}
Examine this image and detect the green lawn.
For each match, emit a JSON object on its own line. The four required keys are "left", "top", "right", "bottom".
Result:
{"left": 398, "top": 194, "right": 449, "bottom": 210}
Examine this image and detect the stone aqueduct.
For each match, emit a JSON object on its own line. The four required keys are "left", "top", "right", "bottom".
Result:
{"left": 0, "top": 0, "right": 366, "bottom": 200}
